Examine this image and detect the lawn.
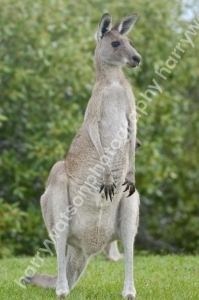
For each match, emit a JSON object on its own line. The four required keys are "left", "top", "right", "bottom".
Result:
{"left": 0, "top": 254, "right": 199, "bottom": 300}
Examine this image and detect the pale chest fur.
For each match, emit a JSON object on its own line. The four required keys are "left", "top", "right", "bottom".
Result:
{"left": 99, "top": 80, "right": 135, "bottom": 131}
{"left": 99, "top": 80, "right": 134, "bottom": 166}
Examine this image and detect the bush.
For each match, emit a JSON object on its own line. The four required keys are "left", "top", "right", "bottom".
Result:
{"left": 0, "top": 198, "right": 27, "bottom": 257}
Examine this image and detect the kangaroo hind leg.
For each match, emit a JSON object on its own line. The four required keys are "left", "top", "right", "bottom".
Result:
{"left": 119, "top": 190, "right": 139, "bottom": 299}
{"left": 104, "top": 241, "right": 124, "bottom": 261}
{"left": 42, "top": 161, "right": 70, "bottom": 298}
{"left": 24, "top": 161, "right": 70, "bottom": 297}
{"left": 66, "top": 246, "right": 90, "bottom": 291}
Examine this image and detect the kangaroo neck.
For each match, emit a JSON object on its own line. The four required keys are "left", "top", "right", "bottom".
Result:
{"left": 94, "top": 59, "right": 125, "bottom": 82}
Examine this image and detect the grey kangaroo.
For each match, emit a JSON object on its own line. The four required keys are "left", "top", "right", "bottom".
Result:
{"left": 25, "top": 13, "right": 141, "bottom": 299}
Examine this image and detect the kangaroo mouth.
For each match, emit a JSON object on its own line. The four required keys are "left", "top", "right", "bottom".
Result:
{"left": 125, "top": 62, "right": 138, "bottom": 68}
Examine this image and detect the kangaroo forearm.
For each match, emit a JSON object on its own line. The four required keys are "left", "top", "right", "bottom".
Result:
{"left": 128, "top": 137, "right": 136, "bottom": 175}
{"left": 85, "top": 119, "right": 112, "bottom": 176}
{"left": 128, "top": 120, "right": 136, "bottom": 174}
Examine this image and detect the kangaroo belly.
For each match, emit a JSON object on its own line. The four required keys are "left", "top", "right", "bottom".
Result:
{"left": 67, "top": 193, "right": 120, "bottom": 255}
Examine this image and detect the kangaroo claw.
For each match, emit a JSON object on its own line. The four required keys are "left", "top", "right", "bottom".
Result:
{"left": 100, "top": 183, "right": 116, "bottom": 201}
{"left": 123, "top": 179, "right": 135, "bottom": 197}
{"left": 99, "top": 184, "right": 104, "bottom": 193}
{"left": 122, "top": 180, "right": 127, "bottom": 186}
{"left": 123, "top": 184, "right": 129, "bottom": 193}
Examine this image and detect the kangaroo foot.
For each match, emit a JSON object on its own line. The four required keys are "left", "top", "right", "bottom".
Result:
{"left": 122, "top": 290, "right": 136, "bottom": 299}
{"left": 108, "top": 252, "right": 124, "bottom": 261}
{"left": 56, "top": 289, "right": 69, "bottom": 299}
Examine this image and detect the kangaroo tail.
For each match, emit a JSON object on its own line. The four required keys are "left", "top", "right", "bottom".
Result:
{"left": 23, "top": 274, "right": 57, "bottom": 289}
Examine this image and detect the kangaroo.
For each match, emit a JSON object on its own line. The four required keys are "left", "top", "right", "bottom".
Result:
{"left": 25, "top": 13, "right": 141, "bottom": 299}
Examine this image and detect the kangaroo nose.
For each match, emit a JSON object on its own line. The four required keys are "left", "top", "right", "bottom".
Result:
{"left": 132, "top": 55, "right": 141, "bottom": 64}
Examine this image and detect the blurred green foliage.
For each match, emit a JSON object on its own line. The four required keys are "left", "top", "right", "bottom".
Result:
{"left": 0, "top": 0, "right": 199, "bottom": 257}
{"left": 0, "top": 198, "right": 27, "bottom": 257}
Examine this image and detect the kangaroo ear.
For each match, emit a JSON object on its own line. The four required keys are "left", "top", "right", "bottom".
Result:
{"left": 112, "top": 13, "right": 138, "bottom": 35}
{"left": 97, "top": 13, "right": 112, "bottom": 41}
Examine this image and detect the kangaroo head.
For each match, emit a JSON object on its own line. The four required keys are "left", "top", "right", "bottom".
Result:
{"left": 95, "top": 13, "right": 141, "bottom": 68}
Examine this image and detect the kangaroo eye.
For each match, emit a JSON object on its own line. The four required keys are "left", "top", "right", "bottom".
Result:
{"left": 111, "top": 41, "right": 120, "bottom": 48}
{"left": 130, "top": 41, "right": 133, "bottom": 46}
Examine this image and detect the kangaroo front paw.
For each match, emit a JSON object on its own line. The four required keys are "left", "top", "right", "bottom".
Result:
{"left": 99, "top": 174, "right": 116, "bottom": 201}
{"left": 122, "top": 174, "right": 135, "bottom": 197}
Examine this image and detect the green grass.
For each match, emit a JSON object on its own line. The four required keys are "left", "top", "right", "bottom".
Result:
{"left": 0, "top": 254, "right": 199, "bottom": 300}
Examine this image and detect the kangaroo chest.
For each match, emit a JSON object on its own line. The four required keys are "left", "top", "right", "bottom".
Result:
{"left": 99, "top": 82, "right": 130, "bottom": 178}
{"left": 100, "top": 82, "right": 129, "bottom": 138}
